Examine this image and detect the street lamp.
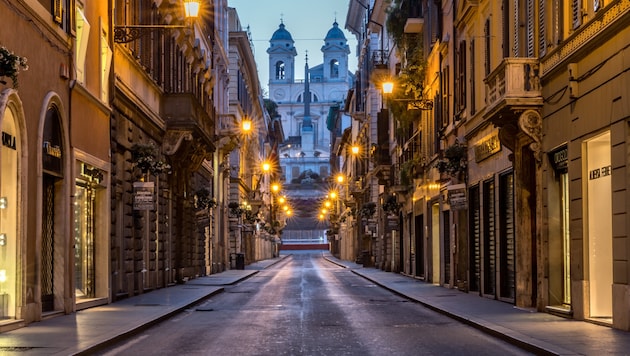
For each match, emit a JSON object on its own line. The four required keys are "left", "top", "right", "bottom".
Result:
{"left": 380, "top": 81, "right": 433, "bottom": 110}
{"left": 241, "top": 118, "right": 252, "bottom": 133}
{"left": 114, "top": 0, "right": 201, "bottom": 43}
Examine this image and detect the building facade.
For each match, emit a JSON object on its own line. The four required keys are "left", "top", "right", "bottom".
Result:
{"left": 267, "top": 20, "right": 354, "bottom": 246}
{"left": 344, "top": 0, "right": 630, "bottom": 331}
{"left": 1, "top": 0, "right": 111, "bottom": 330}
{"left": 0, "top": 0, "right": 274, "bottom": 332}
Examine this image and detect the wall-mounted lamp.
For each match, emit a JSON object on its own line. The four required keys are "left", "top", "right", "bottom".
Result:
{"left": 0, "top": 233, "right": 6, "bottom": 247}
{"left": 0, "top": 197, "right": 6, "bottom": 209}
{"left": 382, "top": 81, "right": 394, "bottom": 94}
{"left": 241, "top": 119, "right": 252, "bottom": 133}
{"left": 114, "top": 0, "right": 201, "bottom": 43}
{"left": 381, "top": 81, "right": 433, "bottom": 110}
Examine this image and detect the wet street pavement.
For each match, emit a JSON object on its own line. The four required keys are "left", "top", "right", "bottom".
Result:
{"left": 95, "top": 252, "right": 531, "bottom": 356}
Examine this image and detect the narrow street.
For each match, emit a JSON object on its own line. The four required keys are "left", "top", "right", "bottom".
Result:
{"left": 97, "top": 252, "right": 531, "bottom": 356}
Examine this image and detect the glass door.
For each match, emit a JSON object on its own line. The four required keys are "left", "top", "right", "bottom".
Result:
{"left": 74, "top": 181, "right": 96, "bottom": 298}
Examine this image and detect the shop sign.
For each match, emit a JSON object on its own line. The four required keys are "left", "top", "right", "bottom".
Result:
{"left": 474, "top": 133, "right": 501, "bottom": 162}
{"left": 133, "top": 181, "right": 155, "bottom": 210}
{"left": 549, "top": 145, "right": 568, "bottom": 172}
{"left": 447, "top": 184, "right": 467, "bottom": 210}
{"left": 2, "top": 131, "right": 16, "bottom": 150}
{"left": 589, "top": 165, "right": 611, "bottom": 180}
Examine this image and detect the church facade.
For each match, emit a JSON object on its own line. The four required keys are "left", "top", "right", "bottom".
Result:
{"left": 267, "top": 21, "right": 354, "bottom": 184}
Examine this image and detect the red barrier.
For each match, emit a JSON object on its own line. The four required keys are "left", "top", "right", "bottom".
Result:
{"left": 280, "top": 244, "right": 329, "bottom": 250}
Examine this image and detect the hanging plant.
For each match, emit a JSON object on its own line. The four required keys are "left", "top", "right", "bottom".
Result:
{"left": 382, "top": 195, "right": 402, "bottom": 215}
{"left": 359, "top": 202, "right": 376, "bottom": 219}
{"left": 131, "top": 142, "right": 171, "bottom": 175}
{"left": 436, "top": 141, "right": 468, "bottom": 178}
{"left": 0, "top": 46, "right": 28, "bottom": 88}
{"left": 228, "top": 202, "right": 243, "bottom": 217}
{"left": 194, "top": 188, "right": 216, "bottom": 210}
{"left": 243, "top": 209, "right": 258, "bottom": 224}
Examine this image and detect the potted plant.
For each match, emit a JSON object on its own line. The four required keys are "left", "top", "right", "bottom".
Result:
{"left": 436, "top": 140, "right": 468, "bottom": 178}
{"left": 227, "top": 202, "right": 243, "bottom": 217}
{"left": 359, "top": 202, "right": 377, "bottom": 219}
{"left": 194, "top": 188, "right": 216, "bottom": 210}
{"left": 0, "top": 46, "right": 28, "bottom": 88}
{"left": 131, "top": 142, "right": 171, "bottom": 175}
{"left": 382, "top": 195, "right": 402, "bottom": 216}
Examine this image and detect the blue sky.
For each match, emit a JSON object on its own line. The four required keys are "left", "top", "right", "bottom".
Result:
{"left": 228, "top": 0, "right": 358, "bottom": 96}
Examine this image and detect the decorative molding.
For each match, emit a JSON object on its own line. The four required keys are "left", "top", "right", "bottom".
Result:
{"left": 162, "top": 129, "right": 193, "bottom": 155}
{"left": 518, "top": 109, "right": 543, "bottom": 163}
{"left": 541, "top": 0, "right": 630, "bottom": 76}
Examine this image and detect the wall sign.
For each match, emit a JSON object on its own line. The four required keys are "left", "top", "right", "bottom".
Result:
{"left": 133, "top": 182, "right": 155, "bottom": 210}
{"left": 447, "top": 184, "right": 467, "bottom": 211}
{"left": 1, "top": 132, "right": 16, "bottom": 150}
{"left": 589, "top": 165, "right": 611, "bottom": 180}
{"left": 549, "top": 145, "right": 568, "bottom": 172}
{"left": 474, "top": 133, "right": 501, "bottom": 162}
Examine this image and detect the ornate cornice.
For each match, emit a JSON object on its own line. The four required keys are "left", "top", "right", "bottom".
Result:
{"left": 541, "top": 0, "right": 630, "bottom": 76}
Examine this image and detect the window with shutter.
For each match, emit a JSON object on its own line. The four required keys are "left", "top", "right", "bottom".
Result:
{"left": 502, "top": 0, "right": 510, "bottom": 57}
{"left": 442, "top": 66, "right": 449, "bottom": 128}
{"left": 513, "top": 0, "right": 519, "bottom": 56}
{"left": 53, "top": 0, "right": 63, "bottom": 24}
{"left": 470, "top": 39, "right": 476, "bottom": 115}
{"left": 572, "top": 0, "right": 581, "bottom": 29}
{"left": 456, "top": 41, "right": 466, "bottom": 114}
{"left": 539, "top": 0, "right": 547, "bottom": 56}
{"left": 484, "top": 19, "right": 491, "bottom": 76}
{"left": 527, "top": 0, "right": 535, "bottom": 57}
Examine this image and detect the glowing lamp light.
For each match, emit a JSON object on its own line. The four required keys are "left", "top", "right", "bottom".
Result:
{"left": 0, "top": 269, "right": 6, "bottom": 283}
{"left": 262, "top": 161, "right": 271, "bottom": 172}
{"left": 382, "top": 81, "right": 394, "bottom": 94}
{"left": 351, "top": 145, "right": 360, "bottom": 155}
{"left": 241, "top": 119, "right": 252, "bottom": 133}
{"left": 336, "top": 174, "right": 344, "bottom": 184}
{"left": 0, "top": 197, "right": 6, "bottom": 209}
{"left": 271, "top": 183, "right": 280, "bottom": 193}
{"left": 183, "top": 0, "right": 201, "bottom": 18}
{"left": 0, "top": 233, "right": 5, "bottom": 247}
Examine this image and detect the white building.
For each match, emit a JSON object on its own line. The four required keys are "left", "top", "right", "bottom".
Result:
{"left": 267, "top": 20, "right": 354, "bottom": 183}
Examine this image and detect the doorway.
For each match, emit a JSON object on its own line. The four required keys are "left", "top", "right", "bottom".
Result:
{"left": 585, "top": 131, "right": 612, "bottom": 319}
{"left": 431, "top": 203, "right": 440, "bottom": 284}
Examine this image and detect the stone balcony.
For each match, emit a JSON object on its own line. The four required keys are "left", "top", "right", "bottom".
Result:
{"left": 483, "top": 58, "right": 543, "bottom": 125}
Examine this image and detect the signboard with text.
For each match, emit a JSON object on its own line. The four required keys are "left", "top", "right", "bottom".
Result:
{"left": 447, "top": 184, "right": 467, "bottom": 211}
{"left": 133, "top": 181, "right": 155, "bottom": 210}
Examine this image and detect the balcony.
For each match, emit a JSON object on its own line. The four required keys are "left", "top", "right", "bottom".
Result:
{"left": 483, "top": 58, "right": 543, "bottom": 125}
{"left": 161, "top": 93, "right": 216, "bottom": 162}
{"left": 403, "top": 0, "right": 424, "bottom": 33}
{"left": 163, "top": 93, "right": 214, "bottom": 140}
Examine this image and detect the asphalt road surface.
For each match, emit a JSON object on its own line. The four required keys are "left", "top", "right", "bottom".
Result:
{"left": 97, "top": 251, "right": 532, "bottom": 356}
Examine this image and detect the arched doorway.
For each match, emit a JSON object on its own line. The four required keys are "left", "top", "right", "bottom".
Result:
{"left": 0, "top": 90, "right": 23, "bottom": 320}
{"left": 41, "top": 106, "right": 64, "bottom": 313}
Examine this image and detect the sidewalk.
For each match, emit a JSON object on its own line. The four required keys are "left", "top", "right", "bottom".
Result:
{"left": 324, "top": 253, "right": 630, "bottom": 356}
{"left": 0, "top": 257, "right": 287, "bottom": 356}
{"left": 2, "top": 253, "right": 629, "bottom": 355}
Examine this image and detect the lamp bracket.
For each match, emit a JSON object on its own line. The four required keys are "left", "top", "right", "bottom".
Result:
{"left": 114, "top": 25, "right": 187, "bottom": 43}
